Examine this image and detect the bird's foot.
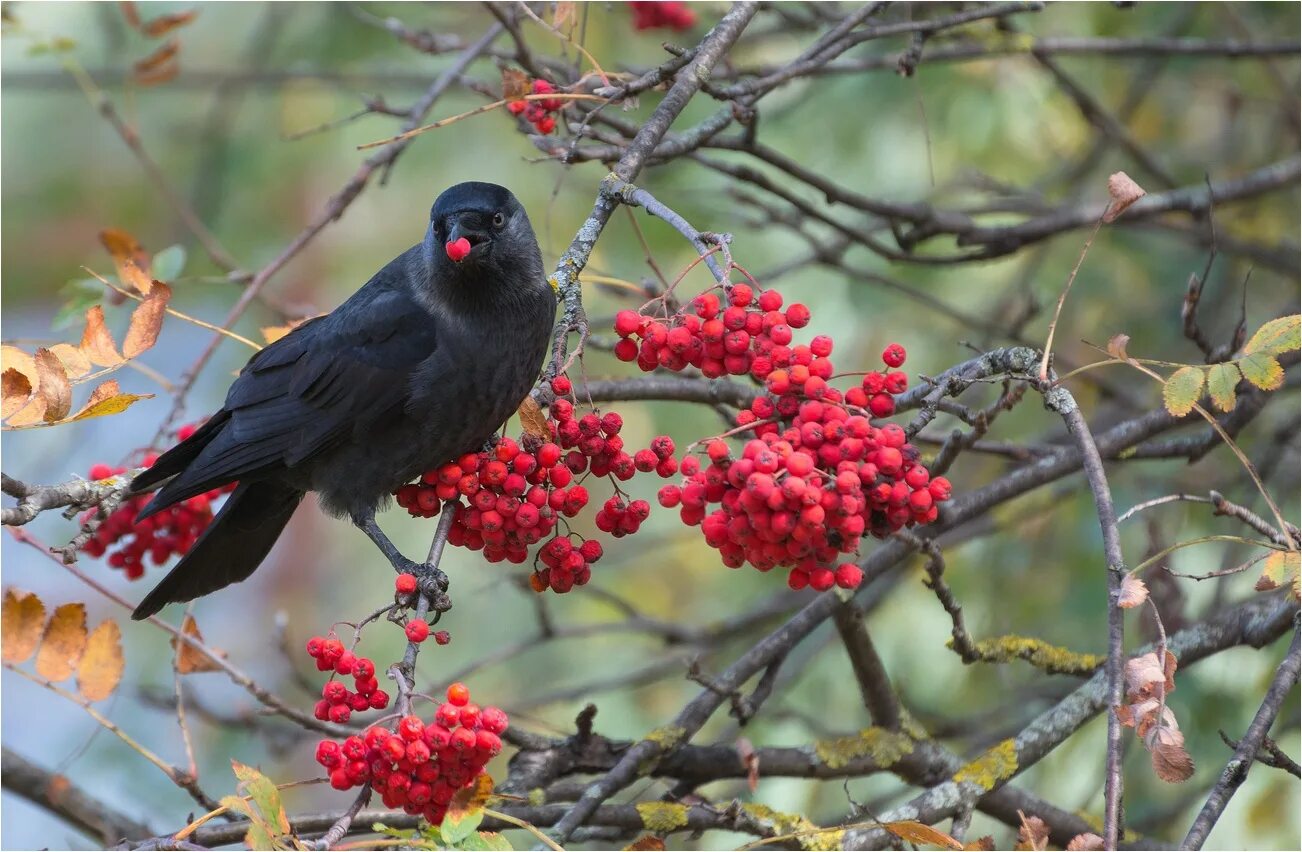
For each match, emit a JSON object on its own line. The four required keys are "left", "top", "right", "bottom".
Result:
{"left": 394, "top": 557, "right": 452, "bottom": 614}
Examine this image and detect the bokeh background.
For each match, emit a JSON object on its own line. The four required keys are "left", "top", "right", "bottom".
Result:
{"left": 2, "top": 2, "right": 1298, "bottom": 849}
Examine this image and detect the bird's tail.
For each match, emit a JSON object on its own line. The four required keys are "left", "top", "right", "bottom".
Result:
{"left": 131, "top": 480, "right": 303, "bottom": 620}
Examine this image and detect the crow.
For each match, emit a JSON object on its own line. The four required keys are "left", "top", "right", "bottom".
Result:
{"left": 129, "top": 182, "right": 557, "bottom": 620}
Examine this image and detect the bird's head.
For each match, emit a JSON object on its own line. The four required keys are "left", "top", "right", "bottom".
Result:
{"left": 425, "top": 182, "right": 539, "bottom": 278}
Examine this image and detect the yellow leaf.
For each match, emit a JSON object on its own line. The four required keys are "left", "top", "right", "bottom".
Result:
{"left": 35, "top": 603, "right": 88, "bottom": 682}
{"left": 69, "top": 388, "right": 154, "bottom": 422}
{"left": 1242, "top": 314, "right": 1300, "bottom": 356}
{"left": 1255, "top": 551, "right": 1300, "bottom": 600}
{"left": 1238, "top": 352, "right": 1284, "bottom": 391}
{"left": 2, "top": 368, "right": 34, "bottom": 420}
{"left": 1205, "top": 362, "right": 1241, "bottom": 413}
{"left": 172, "top": 615, "right": 224, "bottom": 673}
{"left": 518, "top": 395, "right": 550, "bottom": 441}
{"left": 2, "top": 589, "right": 47, "bottom": 664}
{"left": 123, "top": 281, "right": 171, "bottom": 358}
{"left": 80, "top": 306, "right": 124, "bottom": 367}
{"left": 77, "top": 620, "right": 125, "bottom": 701}
{"left": 99, "top": 228, "right": 153, "bottom": 295}
{"left": 882, "top": 820, "right": 964, "bottom": 850}
{"left": 48, "top": 343, "right": 92, "bottom": 379}
{"left": 34, "top": 347, "right": 72, "bottom": 421}
{"left": 1161, "top": 366, "right": 1205, "bottom": 417}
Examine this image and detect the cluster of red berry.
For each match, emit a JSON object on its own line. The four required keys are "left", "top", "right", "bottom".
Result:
{"left": 396, "top": 377, "right": 675, "bottom": 593}
{"left": 314, "top": 683, "right": 507, "bottom": 826}
{"left": 506, "top": 78, "right": 563, "bottom": 135}
{"left": 306, "top": 634, "right": 390, "bottom": 724}
{"left": 630, "top": 1, "right": 696, "bottom": 31}
{"left": 613, "top": 286, "right": 814, "bottom": 380}
{"left": 622, "top": 287, "right": 952, "bottom": 591}
{"left": 80, "top": 423, "right": 234, "bottom": 579}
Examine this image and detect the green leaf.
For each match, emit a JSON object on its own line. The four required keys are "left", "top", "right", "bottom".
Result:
{"left": 1255, "top": 551, "right": 1299, "bottom": 600}
{"left": 1162, "top": 366, "right": 1205, "bottom": 417}
{"left": 220, "top": 795, "right": 280, "bottom": 851}
{"left": 440, "top": 806, "right": 485, "bottom": 847}
{"left": 152, "top": 245, "right": 187, "bottom": 282}
{"left": 1205, "top": 362, "right": 1242, "bottom": 413}
{"left": 52, "top": 279, "right": 104, "bottom": 330}
{"left": 1243, "top": 314, "right": 1300, "bottom": 356}
{"left": 231, "top": 761, "right": 290, "bottom": 835}
{"left": 460, "top": 831, "right": 514, "bottom": 851}
{"left": 1238, "top": 353, "right": 1284, "bottom": 391}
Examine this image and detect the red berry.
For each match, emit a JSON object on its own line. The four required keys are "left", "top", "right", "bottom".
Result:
{"left": 551, "top": 375, "right": 572, "bottom": 395}
{"left": 882, "top": 343, "right": 907, "bottom": 368}
{"left": 447, "top": 682, "right": 470, "bottom": 707}
{"left": 433, "top": 630, "right": 451, "bottom": 646}
{"left": 405, "top": 620, "right": 430, "bottom": 643}
{"left": 396, "top": 573, "right": 418, "bottom": 595}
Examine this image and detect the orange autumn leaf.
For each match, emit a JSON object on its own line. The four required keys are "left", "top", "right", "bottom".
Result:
{"left": 99, "top": 228, "right": 153, "bottom": 295}
{"left": 35, "top": 603, "right": 88, "bottom": 682}
{"left": 2, "top": 368, "right": 34, "bottom": 421}
{"left": 77, "top": 620, "right": 126, "bottom": 701}
{"left": 34, "top": 347, "right": 72, "bottom": 422}
{"left": 123, "top": 281, "right": 171, "bottom": 358}
{"left": 2, "top": 589, "right": 47, "bottom": 664}
{"left": 80, "top": 306, "right": 125, "bottom": 367}
{"left": 142, "top": 9, "right": 198, "bottom": 37}
{"left": 882, "top": 820, "right": 964, "bottom": 850}
{"left": 171, "top": 615, "right": 224, "bottom": 673}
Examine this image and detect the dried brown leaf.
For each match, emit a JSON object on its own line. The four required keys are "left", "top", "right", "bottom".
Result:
{"left": 77, "top": 620, "right": 125, "bottom": 701}
{"left": 2, "top": 368, "right": 34, "bottom": 420}
{"left": 2, "top": 589, "right": 47, "bottom": 664}
{"left": 882, "top": 821, "right": 964, "bottom": 850}
{"left": 135, "top": 61, "right": 179, "bottom": 87}
{"left": 119, "top": 1, "right": 141, "bottom": 29}
{"left": 34, "top": 347, "right": 72, "bottom": 421}
{"left": 1117, "top": 573, "right": 1149, "bottom": 609}
{"left": 1106, "top": 333, "right": 1130, "bottom": 361}
{"left": 1124, "top": 650, "right": 1176, "bottom": 700}
{"left": 141, "top": 9, "right": 197, "bottom": 37}
{"left": 447, "top": 772, "right": 494, "bottom": 819}
{"left": 1151, "top": 736, "right": 1195, "bottom": 782}
{"left": 1066, "top": 833, "right": 1105, "bottom": 850}
{"left": 501, "top": 67, "right": 531, "bottom": 100}
{"left": 5, "top": 391, "right": 47, "bottom": 427}
{"left": 517, "top": 395, "right": 550, "bottom": 442}
{"left": 35, "top": 603, "right": 88, "bottom": 682}
{"left": 2, "top": 345, "right": 40, "bottom": 385}
{"left": 552, "top": 1, "right": 575, "bottom": 33}
{"left": 963, "top": 838, "right": 996, "bottom": 851}
{"left": 123, "top": 281, "right": 171, "bottom": 358}
{"left": 48, "top": 343, "right": 92, "bottom": 379}
{"left": 737, "top": 736, "right": 760, "bottom": 793}
{"left": 625, "top": 837, "right": 666, "bottom": 851}
{"left": 80, "top": 306, "right": 124, "bottom": 367}
{"left": 1104, "top": 171, "right": 1146, "bottom": 223}
{"left": 99, "top": 228, "right": 153, "bottom": 295}
{"left": 171, "top": 615, "right": 223, "bottom": 673}
{"left": 133, "top": 38, "right": 178, "bottom": 74}
{"left": 1014, "top": 811, "right": 1049, "bottom": 851}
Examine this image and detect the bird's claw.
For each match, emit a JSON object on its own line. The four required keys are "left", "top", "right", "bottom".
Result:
{"left": 393, "top": 558, "right": 451, "bottom": 613}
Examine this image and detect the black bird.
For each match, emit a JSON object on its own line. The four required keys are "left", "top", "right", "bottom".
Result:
{"left": 129, "top": 182, "right": 556, "bottom": 620}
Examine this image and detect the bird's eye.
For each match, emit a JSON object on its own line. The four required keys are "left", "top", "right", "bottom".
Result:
{"left": 492, "top": 211, "right": 506, "bottom": 228}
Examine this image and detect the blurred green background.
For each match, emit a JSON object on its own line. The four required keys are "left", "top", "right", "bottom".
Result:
{"left": 2, "top": 2, "right": 1298, "bottom": 849}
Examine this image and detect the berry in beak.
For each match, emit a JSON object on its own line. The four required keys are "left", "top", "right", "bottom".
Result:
{"left": 445, "top": 237, "right": 472, "bottom": 263}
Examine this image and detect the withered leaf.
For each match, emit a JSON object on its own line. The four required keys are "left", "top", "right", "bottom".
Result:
{"left": 142, "top": 9, "right": 197, "bottom": 37}
{"left": 501, "top": 67, "right": 531, "bottom": 100}
{"left": 171, "top": 615, "right": 224, "bottom": 673}
{"left": 1014, "top": 811, "right": 1049, "bottom": 851}
{"left": 119, "top": 1, "right": 141, "bottom": 29}
{"left": 1104, "top": 171, "right": 1146, "bottom": 223}
{"left": 99, "top": 228, "right": 153, "bottom": 295}
{"left": 2, "top": 368, "right": 33, "bottom": 420}
{"left": 737, "top": 736, "right": 760, "bottom": 793}
{"left": 1150, "top": 732, "right": 1195, "bottom": 783}
{"left": 2, "top": 589, "right": 47, "bottom": 664}
{"left": 80, "top": 306, "right": 124, "bottom": 367}
{"left": 1117, "top": 573, "right": 1149, "bottom": 609}
{"left": 2, "top": 345, "right": 39, "bottom": 385}
{"left": 77, "top": 620, "right": 125, "bottom": 702}
{"left": 34, "top": 347, "right": 72, "bottom": 422}
{"left": 963, "top": 838, "right": 996, "bottom": 851}
{"left": 133, "top": 38, "right": 178, "bottom": 74}
{"left": 624, "top": 837, "right": 666, "bottom": 851}
{"left": 1106, "top": 333, "right": 1130, "bottom": 361}
{"left": 517, "top": 395, "right": 550, "bottom": 441}
{"left": 48, "top": 343, "right": 92, "bottom": 379}
{"left": 882, "top": 821, "right": 964, "bottom": 850}
{"left": 123, "top": 281, "right": 171, "bottom": 358}
{"left": 1066, "top": 833, "right": 1105, "bottom": 851}
{"left": 35, "top": 603, "right": 88, "bottom": 682}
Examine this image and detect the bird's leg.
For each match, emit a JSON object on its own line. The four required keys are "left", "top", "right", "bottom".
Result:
{"left": 351, "top": 508, "right": 449, "bottom": 597}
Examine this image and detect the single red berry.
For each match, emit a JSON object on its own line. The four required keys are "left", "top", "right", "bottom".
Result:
{"left": 445, "top": 237, "right": 472, "bottom": 263}
{"left": 433, "top": 630, "right": 451, "bottom": 645}
{"left": 396, "top": 573, "right": 418, "bottom": 595}
{"left": 447, "top": 682, "right": 471, "bottom": 707}
{"left": 405, "top": 620, "right": 430, "bottom": 643}
{"left": 882, "top": 343, "right": 907, "bottom": 368}
{"left": 551, "top": 375, "right": 572, "bottom": 395}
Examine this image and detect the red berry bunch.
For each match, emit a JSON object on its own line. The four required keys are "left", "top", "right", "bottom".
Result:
{"left": 305, "top": 633, "right": 390, "bottom": 724}
{"left": 624, "top": 289, "right": 953, "bottom": 591}
{"left": 630, "top": 1, "right": 696, "bottom": 31}
{"left": 314, "top": 683, "right": 508, "bottom": 826}
{"left": 506, "top": 78, "right": 563, "bottom": 135}
{"left": 613, "top": 285, "right": 815, "bottom": 380}
{"left": 80, "top": 423, "right": 235, "bottom": 579}
{"left": 395, "top": 381, "right": 676, "bottom": 593}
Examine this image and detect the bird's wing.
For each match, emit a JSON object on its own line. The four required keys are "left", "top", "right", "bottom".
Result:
{"left": 154, "top": 286, "right": 440, "bottom": 500}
